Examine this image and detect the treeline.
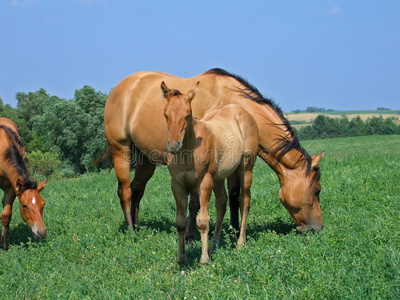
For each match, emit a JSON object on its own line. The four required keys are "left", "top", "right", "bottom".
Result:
{"left": 292, "top": 107, "right": 335, "bottom": 113}
{"left": 296, "top": 115, "right": 400, "bottom": 140}
{"left": 0, "top": 87, "right": 109, "bottom": 178}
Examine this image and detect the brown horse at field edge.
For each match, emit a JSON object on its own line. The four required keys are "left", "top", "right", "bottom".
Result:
{"left": 0, "top": 118, "right": 48, "bottom": 250}
{"left": 161, "top": 81, "right": 258, "bottom": 264}
{"left": 104, "top": 68, "right": 323, "bottom": 235}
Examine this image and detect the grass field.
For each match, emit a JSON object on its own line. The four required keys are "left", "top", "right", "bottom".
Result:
{"left": 0, "top": 135, "right": 399, "bottom": 299}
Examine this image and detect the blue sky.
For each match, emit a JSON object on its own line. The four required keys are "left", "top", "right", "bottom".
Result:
{"left": 1, "top": 0, "right": 399, "bottom": 112}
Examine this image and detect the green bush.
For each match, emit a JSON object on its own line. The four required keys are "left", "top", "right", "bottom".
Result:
{"left": 27, "top": 150, "right": 62, "bottom": 178}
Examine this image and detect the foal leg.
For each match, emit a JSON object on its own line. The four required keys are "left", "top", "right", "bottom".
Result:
{"left": 237, "top": 161, "right": 254, "bottom": 249}
{"left": 196, "top": 173, "right": 213, "bottom": 265}
{"left": 209, "top": 180, "right": 227, "bottom": 254}
{"left": 130, "top": 153, "right": 156, "bottom": 227}
{"left": 227, "top": 174, "right": 240, "bottom": 233}
{"left": 171, "top": 179, "right": 189, "bottom": 264}
{"left": 1, "top": 189, "right": 15, "bottom": 251}
{"left": 186, "top": 191, "right": 200, "bottom": 241}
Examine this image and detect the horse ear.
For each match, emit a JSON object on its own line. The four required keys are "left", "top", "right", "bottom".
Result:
{"left": 311, "top": 151, "right": 324, "bottom": 169}
{"left": 37, "top": 179, "right": 48, "bottom": 193}
{"left": 161, "top": 81, "right": 171, "bottom": 99}
{"left": 16, "top": 178, "right": 24, "bottom": 195}
{"left": 187, "top": 81, "right": 199, "bottom": 103}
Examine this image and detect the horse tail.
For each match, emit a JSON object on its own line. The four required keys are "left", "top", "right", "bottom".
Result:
{"left": 89, "top": 149, "right": 113, "bottom": 169}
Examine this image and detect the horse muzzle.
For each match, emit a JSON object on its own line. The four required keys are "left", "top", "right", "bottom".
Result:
{"left": 296, "top": 223, "right": 323, "bottom": 234}
{"left": 31, "top": 225, "right": 47, "bottom": 240}
{"left": 167, "top": 140, "right": 183, "bottom": 154}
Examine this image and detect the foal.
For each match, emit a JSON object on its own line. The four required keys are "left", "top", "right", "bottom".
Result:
{"left": 161, "top": 81, "right": 259, "bottom": 264}
{"left": 0, "top": 118, "right": 48, "bottom": 250}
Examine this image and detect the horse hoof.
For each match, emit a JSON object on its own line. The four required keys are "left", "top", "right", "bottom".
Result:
{"left": 200, "top": 256, "right": 210, "bottom": 265}
{"left": 177, "top": 255, "right": 187, "bottom": 264}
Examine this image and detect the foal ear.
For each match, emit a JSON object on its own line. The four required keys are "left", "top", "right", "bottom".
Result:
{"left": 187, "top": 81, "right": 199, "bottom": 103}
{"left": 311, "top": 151, "right": 324, "bottom": 170}
{"left": 161, "top": 81, "right": 171, "bottom": 99}
{"left": 37, "top": 178, "right": 48, "bottom": 193}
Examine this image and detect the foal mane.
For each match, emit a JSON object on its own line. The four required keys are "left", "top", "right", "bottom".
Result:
{"left": 205, "top": 68, "right": 313, "bottom": 176}
{"left": 0, "top": 125, "right": 38, "bottom": 192}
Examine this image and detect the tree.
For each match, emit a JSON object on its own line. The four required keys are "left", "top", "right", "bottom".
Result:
{"left": 32, "top": 86, "right": 108, "bottom": 174}
{"left": 15, "top": 89, "right": 63, "bottom": 150}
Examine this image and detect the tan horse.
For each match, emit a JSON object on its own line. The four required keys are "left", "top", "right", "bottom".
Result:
{"left": 0, "top": 118, "right": 48, "bottom": 250}
{"left": 161, "top": 81, "right": 258, "bottom": 264}
{"left": 104, "top": 68, "right": 323, "bottom": 235}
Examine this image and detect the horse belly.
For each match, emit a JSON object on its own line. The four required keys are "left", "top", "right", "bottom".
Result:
{"left": 213, "top": 128, "right": 244, "bottom": 181}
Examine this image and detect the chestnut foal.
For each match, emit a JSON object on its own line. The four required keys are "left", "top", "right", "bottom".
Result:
{"left": 162, "top": 82, "right": 258, "bottom": 264}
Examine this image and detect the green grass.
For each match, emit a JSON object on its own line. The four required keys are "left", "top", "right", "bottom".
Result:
{"left": 1, "top": 135, "right": 399, "bottom": 299}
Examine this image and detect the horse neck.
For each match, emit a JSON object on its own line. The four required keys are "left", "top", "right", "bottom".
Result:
{"left": 229, "top": 98, "right": 307, "bottom": 177}
{"left": 182, "top": 117, "right": 198, "bottom": 151}
{"left": 2, "top": 161, "right": 23, "bottom": 193}
{"left": 0, "top": 141, "right": 29, "bottom": 194}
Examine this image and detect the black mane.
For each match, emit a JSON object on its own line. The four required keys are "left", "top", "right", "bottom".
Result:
{"left": 205, "top": 68, "right": 312, "bottom": 174}
{"left": 1, "top": 125, "right": 37, "bottom": 192}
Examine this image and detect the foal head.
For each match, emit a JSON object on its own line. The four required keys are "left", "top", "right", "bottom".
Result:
{"left": 161, "top": 81, "right": 199, "bottom": 154}
{"left": 16, "top": 178, "right": 48, "bottom": 240}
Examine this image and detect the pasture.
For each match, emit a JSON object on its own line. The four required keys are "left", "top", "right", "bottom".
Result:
{"left": 0, "top": 135, "right": 399, "bottom": 299}
{"left": 285, "top": 110, "right": 400, "bottom": 129}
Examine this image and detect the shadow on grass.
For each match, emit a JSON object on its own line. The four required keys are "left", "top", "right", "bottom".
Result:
{"left": 7, "top": 223, "right": 40, "bottom": 248}
{"left": 117, "top": 215, "right": 177, "bottom": 234}
{"left": 214, "top": 217, "right": 296, "bottom": 249}
{"left": 117, "top": 216, "right": 296, "bottom": 269}
{"left": 247, "top": 218, "right": 297, "bottom": 238}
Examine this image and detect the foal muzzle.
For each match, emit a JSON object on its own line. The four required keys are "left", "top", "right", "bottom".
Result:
{"left": 167, "top": 140, "right": 183, "bottom": 154}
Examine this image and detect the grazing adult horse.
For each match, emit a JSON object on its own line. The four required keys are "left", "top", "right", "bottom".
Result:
{"left": 161, "top": 81, "right": 258, "bottom": 264}
{"left": 0, "top": 118, "right": 48, "bottom": 250}
{"left": 104, "top": 68, "right": 323, "bottom": 235}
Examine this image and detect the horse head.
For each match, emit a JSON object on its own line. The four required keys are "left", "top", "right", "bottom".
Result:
{"left": 161, "top": 81, "right": 199, "bottom": 154}
{"left": 16, "top": 178, "right": 48, "bottom": 240}
{"left": 278, "top": 152, "right": 324, "bottom": 233}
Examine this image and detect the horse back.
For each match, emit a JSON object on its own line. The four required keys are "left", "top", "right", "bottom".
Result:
{"left": 103, "top": 71, "right": 237, "bottom": 159}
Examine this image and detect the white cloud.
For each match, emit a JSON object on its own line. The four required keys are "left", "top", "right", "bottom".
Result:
{"left": 9, "top": 0, "right": 34, "bottom": 7}
{"left": 328, "top": 6, "right": 342, "bottom": 15}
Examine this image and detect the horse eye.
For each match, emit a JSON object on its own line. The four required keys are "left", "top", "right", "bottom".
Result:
{"left": 164, "top": 113, "right": 168, "bottom": 120}
{"left": 185, "top": 115, "right": 191, "bottom": 120}
{"left": 22, "top": 205, "right": 28, "bottom": 210}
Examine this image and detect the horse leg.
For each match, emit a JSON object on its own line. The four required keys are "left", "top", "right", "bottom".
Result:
{"left": 237, "top": 160, "right": 254, "bottom": 249}
{"left": 196, "top": 173, "right": 213, "bottom": 265}
{"left": 130, "top": 153, "right": 156, "bottom": 227}
{"left": 227, "top": 174, "right": 240, "bottom": 233}
{"left": 171, "top": 179, "right": 189, "bottom": 264}
{"left": 1, "top": 188, "right": 16, "bottom": 251}
{"left": 112, "top": 145, "right": 135, "bottom": 229}
{"left": 209, "top": 180, "right": 227, "bottom": 255}
{"left": 186, "top": 191, "right": 199, "bottom": 241}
